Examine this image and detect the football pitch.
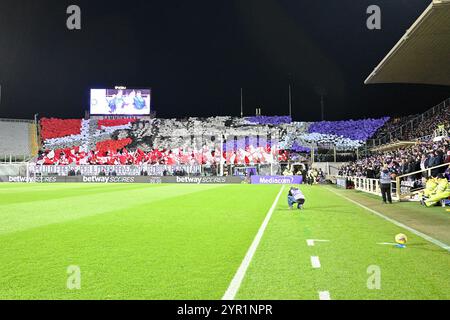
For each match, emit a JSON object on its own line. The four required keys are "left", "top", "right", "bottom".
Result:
{"left": 0, "top": 183, "right": 449, "bottom": 300}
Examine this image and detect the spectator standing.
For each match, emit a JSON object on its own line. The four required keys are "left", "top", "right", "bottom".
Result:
{"left": 430, "top": 151, "right": 442, "bottom": 177}
{"left": 379, "top": 165, "right": 393, "bottom": 204}
{"left": 444, "top": 151, "right": 450, "bottom": 164}
{"left": 444, "top": 165, "right": 450, "bottom": 181}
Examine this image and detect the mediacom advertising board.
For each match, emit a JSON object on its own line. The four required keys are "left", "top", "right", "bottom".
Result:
{"left": 250, "top": 176, "right": 303, "bottom": 184}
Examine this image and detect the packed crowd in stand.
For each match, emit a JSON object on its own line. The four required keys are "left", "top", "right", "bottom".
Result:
{"left": 28, "top": 99, "right": 450, "bottom": 207}
{"left": 402, "top": 104, "right": 450, "bottom": 140}
{"left": 36, "top": 115, "right": 390, "bottom": 168}
{"left": 36, "top": 99, "right": 448, "bottom": 185}
{"left": 36, "top": 145, "right": 280, "bottom": 166}
{"left": 371, "top": 114, "right": 417, "bottom": 141}
{"left": 338, "top": 100, "right": 450, "bottom": 190}
{"left": 371, "top": 102, "right": 449, "bottom": 142}
{"left": 339, "top": 137, "right": 450, "bottom": 180}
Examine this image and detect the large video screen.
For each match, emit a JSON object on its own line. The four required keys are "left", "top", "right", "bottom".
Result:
{"left": 90, "top": 88, "right": 151, "bottom": 115}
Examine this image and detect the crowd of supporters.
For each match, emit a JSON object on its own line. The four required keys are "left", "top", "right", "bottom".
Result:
{"left": 36, "top": 145, "right": 283, "bottom": 166}
{"left": 38, "top": 115, "right": 391, "bottom": 161}
{"left": 402, "top": 104, "right": 450, "bottom": 140}
{"left": 339, "top": 137, "right": 450, "bottom": 180}
{"left": 371, "top": 115, "right": 417, "bottom": 141}
{"left": 36, "top": 99, "right": 448, "bottom": 182}
{"left": 370, "top": 102, "right": 449, "bottom": 142}
{"left": 40, "top": 118, "right": 82, "bottom": 140}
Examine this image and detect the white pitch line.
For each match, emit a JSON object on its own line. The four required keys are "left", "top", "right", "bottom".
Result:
{"left": 377, "top": 242, "right": 398, "bottom": 246}
{"left": 319, "top": 291, "right": 331, "bottom": 300}
{"left": 327, "top": 187, "right": 450, "bottom": 252}
{"left": 222, "top": 186, "right": 285, "bottom": 300}
{"left": 311, "top": 256, "right": 321, "bottom": 269}
{"left": 307, "top": 239, "right": 330, "bottom": 247}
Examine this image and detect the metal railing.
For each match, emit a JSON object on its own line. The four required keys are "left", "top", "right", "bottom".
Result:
{"left": 333, "top": 162, "right": 449, "bottom": 202}
{"left": 0, "top": 154, "right": 33, "bottom": 163}
{"left": 334, "top": 175, "right": 399, "bottom": 201}
{"left": 0, "top": 118, "right": 34, "bottom": 124}
{"left": 394, "top": 162, "right": 450, "bottom": 200}
{"left": 366, "top": 97, "right": 450, "bottom": 148}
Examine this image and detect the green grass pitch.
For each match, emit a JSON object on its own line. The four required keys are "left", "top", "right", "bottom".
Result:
{"left": 0, "top": 183, "right": 448, "bottom": 300}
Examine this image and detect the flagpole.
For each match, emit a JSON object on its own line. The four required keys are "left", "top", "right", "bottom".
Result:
{"left": 288, "top": 84, "right": 292, "bottom": 118}
{"left": 240, "top": 88, "right": 244, "bottom": 118}
{"left": 220, "top": 134, "right": 224, "bottom": 176}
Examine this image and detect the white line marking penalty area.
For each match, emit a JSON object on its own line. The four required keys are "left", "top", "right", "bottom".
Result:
{"left": 222, "top": 186, "right": 285, "bottom": 300}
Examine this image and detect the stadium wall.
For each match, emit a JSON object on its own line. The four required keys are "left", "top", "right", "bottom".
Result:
{"left": 312, "top": 162, "right": 349, "bottom": 176}
{"left": 0, "top": 164, "right": 28, "bottom": 176}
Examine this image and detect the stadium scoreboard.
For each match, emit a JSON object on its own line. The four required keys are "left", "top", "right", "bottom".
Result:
{"left": 90, "top": 87, "right": 151, "bottom": 115}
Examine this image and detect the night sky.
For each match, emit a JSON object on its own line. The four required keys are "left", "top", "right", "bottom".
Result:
{"left": 0, "top": 0, "right": 448, "bottom": 121}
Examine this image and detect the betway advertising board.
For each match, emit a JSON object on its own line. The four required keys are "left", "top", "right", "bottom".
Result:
{"left": 0, "top": 176, "right": 244, "bottom": 184}
{"left": 251, "top": 176, "right": 303, "bottom": 185}
{"left": 4, "top": 175, "right": 306, "bottom": 185}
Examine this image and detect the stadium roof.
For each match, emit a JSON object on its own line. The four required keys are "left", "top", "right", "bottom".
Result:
{"left": 365, "top": 0, "right": 450, "bottom": 86}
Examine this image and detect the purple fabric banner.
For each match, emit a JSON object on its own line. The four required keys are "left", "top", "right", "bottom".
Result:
{"left": 251, "top": 175, "right": 303, "bottom": 184}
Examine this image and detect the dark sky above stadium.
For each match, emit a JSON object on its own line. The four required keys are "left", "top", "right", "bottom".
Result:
{"left": 0, "top": 0, "right": 448, "bottom": 121}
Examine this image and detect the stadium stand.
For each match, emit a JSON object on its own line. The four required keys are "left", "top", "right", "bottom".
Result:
{"left": 36, "top": 116, "right": 389, "bottom": 168}
{"left": 40, "top": 118, "right": 82, "bottom": 140}
{"left": 343, "top": 0, "right": 450, "bottom": 204}
{"left": 339, "top": 98, "right": 450, "bottom": 181}
{"left": 339, "top": 138, "right": 450, "bottom": 179}
{"left": 371, "top": 114, "right": 418, "bottom": 141}
{"left": 336, "top": 98, "right": 449, "bottom": 204}
{"left": 402, "top": 103, "right": 450, "bottom": 140}
{"left": 27, "top": 94, "right": 448, "bottom": 202}
{"left": 0, "top": 119, "right": 36, "bottom": 161}
{"left": 367, "top": 98, "right": 450, "bottom": 146}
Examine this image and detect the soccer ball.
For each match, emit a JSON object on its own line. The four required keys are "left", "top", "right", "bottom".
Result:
{"left": 395, "top": 233, "right": 408, "bottom": 245}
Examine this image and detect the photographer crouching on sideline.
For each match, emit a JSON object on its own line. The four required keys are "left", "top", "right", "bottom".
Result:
{"left": 379, "top": 165, "right": 393, "bottom": 204}
{"left": 287, "top": 186, "right": 306, "bottom": 210}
